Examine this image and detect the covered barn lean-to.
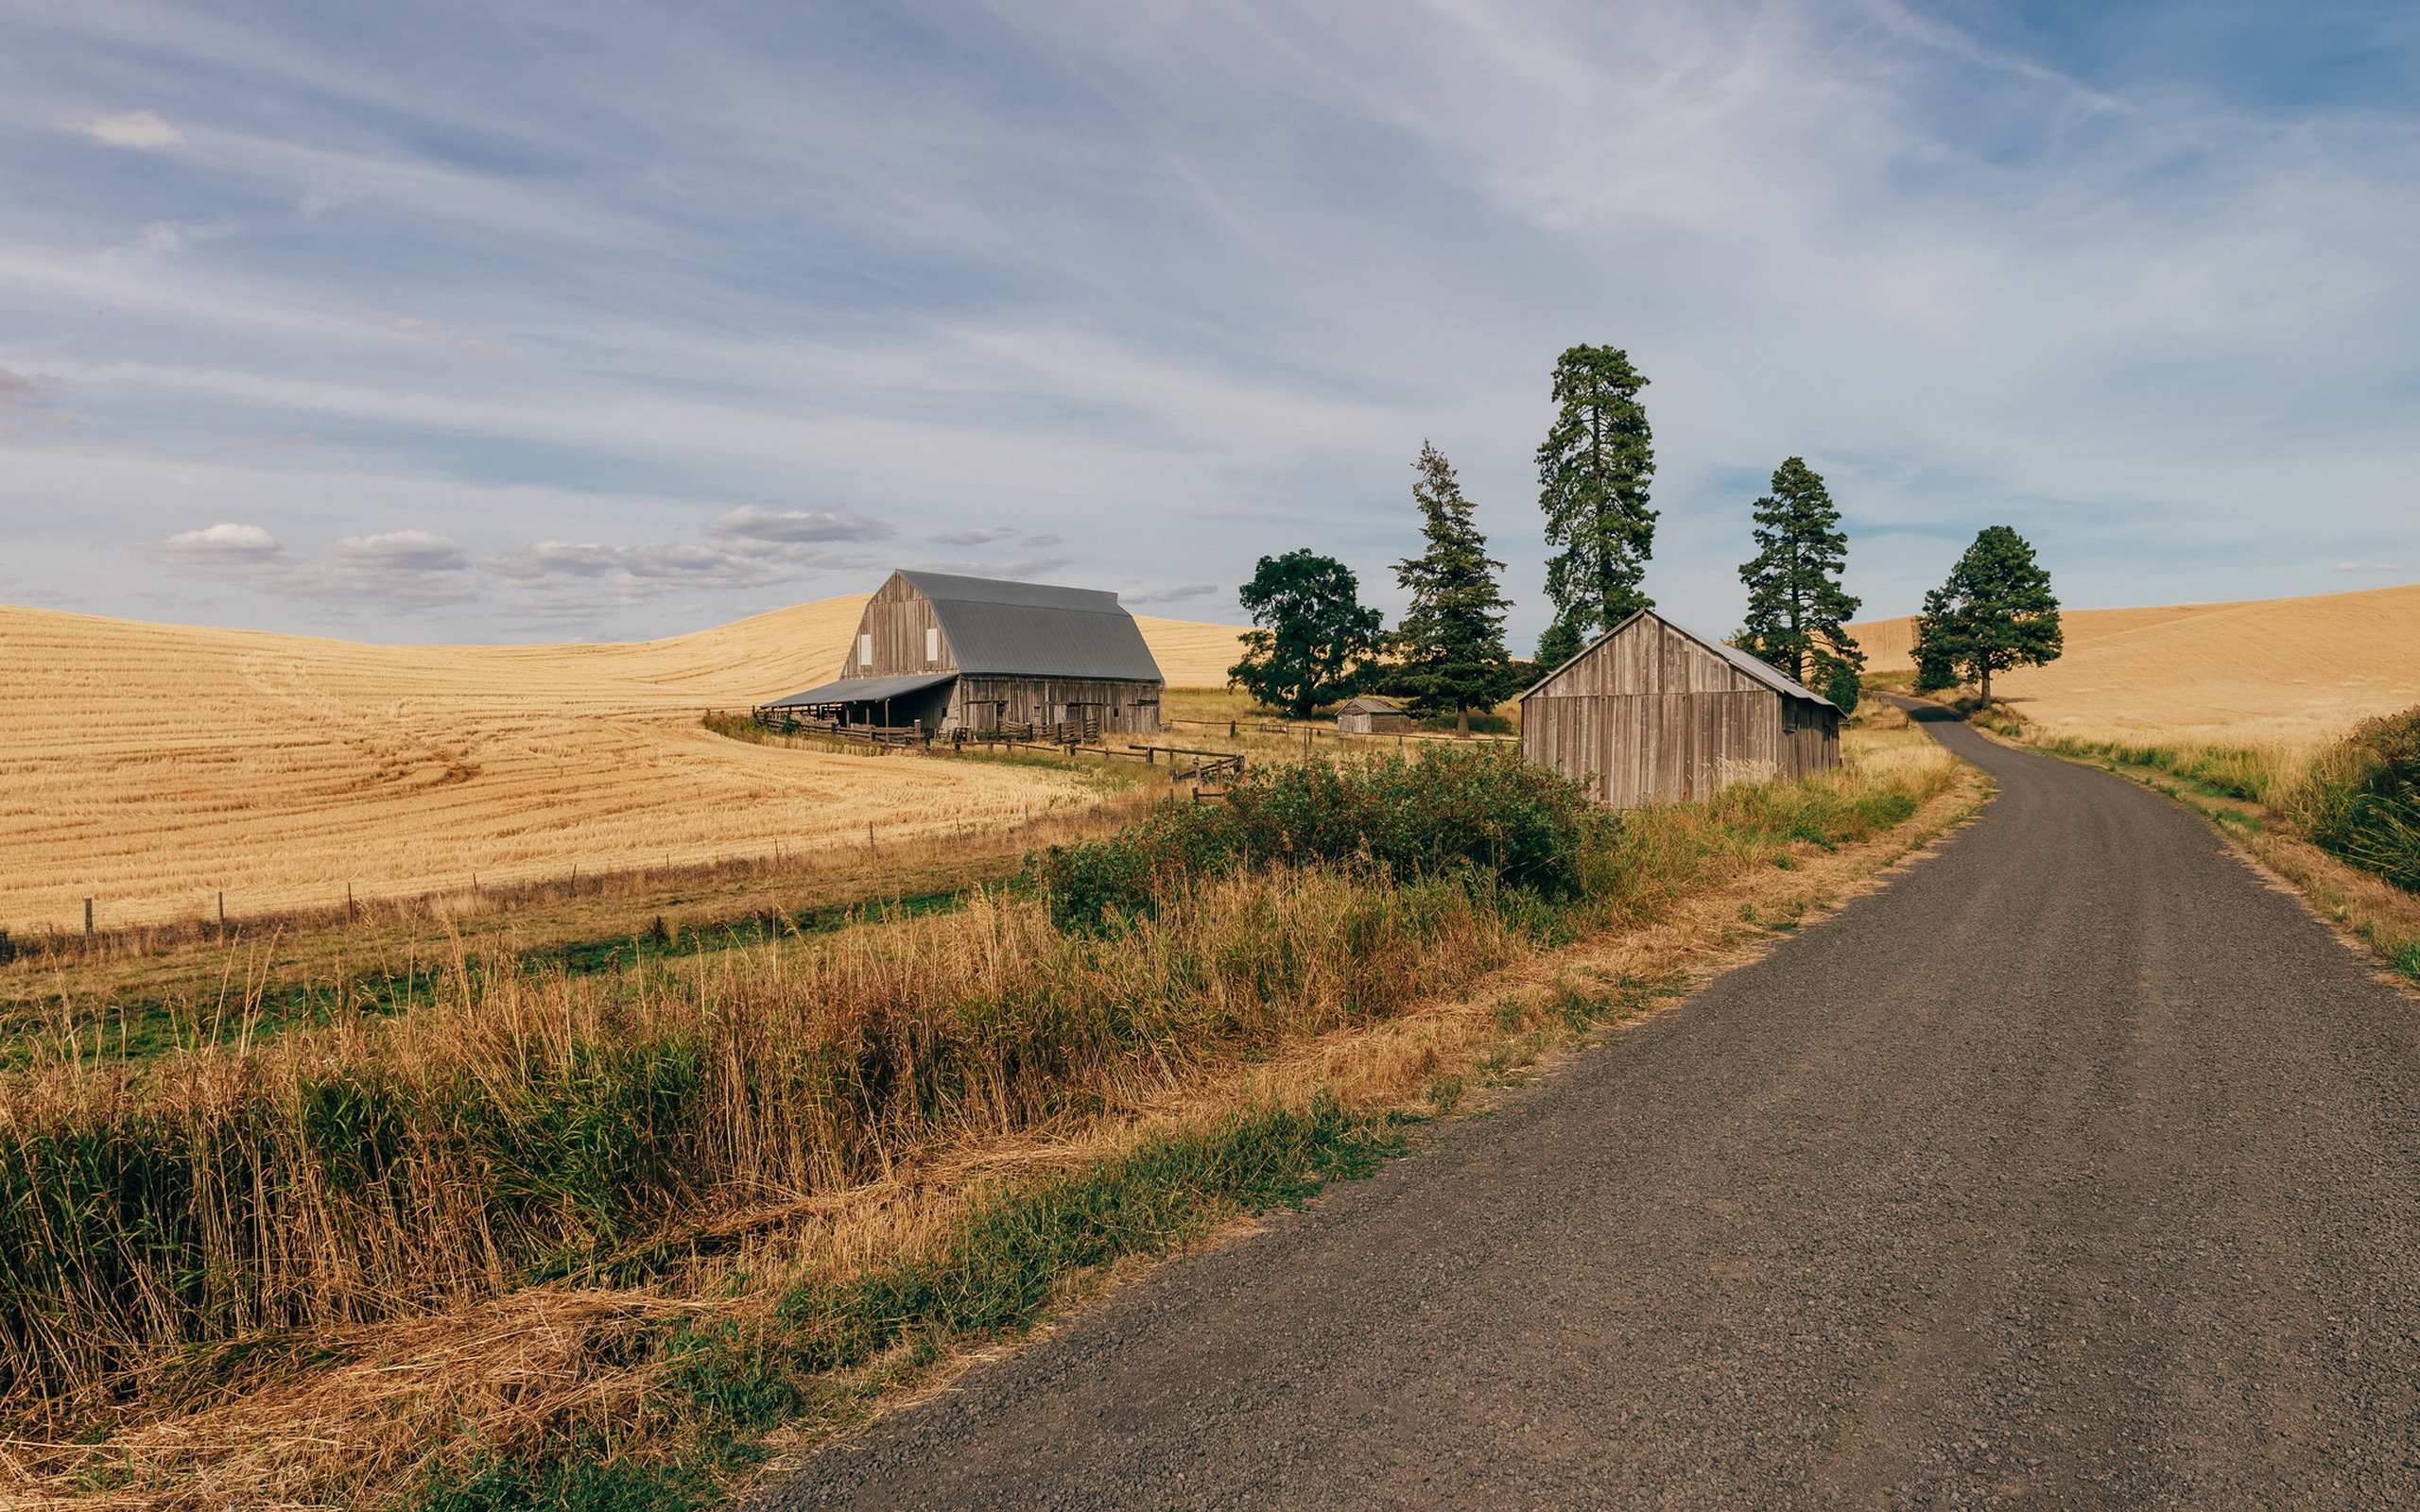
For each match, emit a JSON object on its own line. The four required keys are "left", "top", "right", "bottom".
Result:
{"left": 758, "top": 570, "right": 1166, "bottom": 736}
{"left": 1520, "top": 610, "right": 1840, "bottom": 807}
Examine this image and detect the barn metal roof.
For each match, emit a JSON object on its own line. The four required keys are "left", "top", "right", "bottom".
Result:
{"left": 898, "top": 570, "right": 1164, "bottom": 682}
{"left": 764, "top": 672, "right": 957, "bottom": 708}
{"left": 1519, "top": 610, "right": 1840, "bottom": 710}
{"left": 1337, "top": 696, "right": 1407, "bottom": 714}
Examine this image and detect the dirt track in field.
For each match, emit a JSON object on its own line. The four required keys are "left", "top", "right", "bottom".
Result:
{"left": 761, "top": 706, "right": 2420, "bottom": 1509}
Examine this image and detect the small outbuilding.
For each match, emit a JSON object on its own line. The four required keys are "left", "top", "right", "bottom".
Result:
{"left": 1335, "top": 696, "right": 1415, "bottom": 735}
{"left": 758, "top": 570, "right": 1165, "bottom": 736}
{"left": 1520, "top": 610, "right": 1840, "bottom": 807}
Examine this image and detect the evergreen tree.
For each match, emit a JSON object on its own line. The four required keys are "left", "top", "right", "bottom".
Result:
{"left": 1394, "top": 441, "right": 1516, "bottom": 736}
{"left": 1226, "top": 549, "right": 1385, "bottom": 718}
{"left": 1537, "top": 345, "right": 1656, "bottom": 633}
{"left": 1736, "top": 456, "right": 1864, "bottom": 696}
{"left": 1534, "top": 617, "right": 1587, "bottom": 675}
{"left": 1910, "top": 525, "right": 2063, "bottom": 707}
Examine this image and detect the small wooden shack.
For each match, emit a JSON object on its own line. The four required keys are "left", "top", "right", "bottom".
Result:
{"left": 1336, "top": 696, "right": 1414, "bottom": 735}
{"left": 1520, "top": 610, "right": 1840, "bottom": 807}
{"left": 757, "top": 570, "right": 1165, "bottom": 736}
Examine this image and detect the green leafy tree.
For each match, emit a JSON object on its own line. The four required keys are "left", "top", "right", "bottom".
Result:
{"left": 1226, "top": 549, "right": 1385, "bottom": 718}
{"left": 1737, "top": 456, "right": 1864, "bottom": 700}
{"left": 1537, "top": 345, "right": 1656, "bottom": 633}
{"left": 1394, "top": 441, "right": 1517, "bottom": 736}
{"left": 1910, "top": 525, "right": 2063, "bottom": 706}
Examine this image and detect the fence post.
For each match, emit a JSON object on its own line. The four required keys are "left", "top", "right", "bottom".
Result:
{"left": 217, "top": 890, "right": 225, "bottom": 926}
{"left": 85, "top": 898, "right": 94, "bottom": 937}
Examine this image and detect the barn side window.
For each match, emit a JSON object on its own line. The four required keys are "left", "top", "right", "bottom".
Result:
{"left": 858, "top": 633, "right": 873, "bottom": 667}
{"left": 925, "top": 627, "right": 940, "bottom": 663}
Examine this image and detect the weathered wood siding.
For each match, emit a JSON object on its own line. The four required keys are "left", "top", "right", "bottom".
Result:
{"left": 843, "top": 575, "right": 953, "bottom": 678}
{"left": 950, "top": 677, "right": 1160, "bottom": 734}
{"left": 1521, "top": 614, "right": 1839, "bottom": 807}
{"left": 1339, "top": 710, "right": 1414, "bottom": 734}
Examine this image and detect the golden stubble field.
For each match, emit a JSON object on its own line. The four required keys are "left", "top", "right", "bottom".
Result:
{"left": 0, "top": 596, "right": 1252, "bottom": 932}
{"left": 1848, "top": 581, "right": 2420, "bottom": 745}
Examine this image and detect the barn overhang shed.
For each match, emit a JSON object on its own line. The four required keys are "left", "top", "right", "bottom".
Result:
{"left": 764, "top": 672, "right": 958, "bottom": 709}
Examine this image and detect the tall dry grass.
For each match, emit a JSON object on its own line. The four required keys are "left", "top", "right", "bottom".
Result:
{"left": 0, "top": 740, "right": 1954, "bottom": 1437}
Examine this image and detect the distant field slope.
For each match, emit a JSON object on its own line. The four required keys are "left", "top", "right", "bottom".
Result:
{"left": 0, "top": 595, "right": 1247, "bottom": 931}
{"left": 1847, "top": 581, "right": 2420, "bottom": 741}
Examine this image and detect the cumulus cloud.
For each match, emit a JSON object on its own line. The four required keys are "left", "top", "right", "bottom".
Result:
{"left": 707, "top": 506, "right": 893, "bottom": 543}
{"left": 138, "top": 522, "right": 475, "bottom": 603}
{"left": 68, "top": 111, "right": 184, "bottom": 148}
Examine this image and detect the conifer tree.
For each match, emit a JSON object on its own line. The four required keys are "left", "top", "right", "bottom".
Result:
{"left": 1394, "top": 441, "right": 1516, "bottom": 736}
{"left": 1910, "top": 525, "right": 2063, "bottom": 707}
{"left": 1537, "top": 345, "right": 1656, "bottom": 633}
{"left": 1737, "top": 457, "right": 1864, "bottom": 696}
{"left": 1534, "top": 617, "right": 1587, "bottom": 676}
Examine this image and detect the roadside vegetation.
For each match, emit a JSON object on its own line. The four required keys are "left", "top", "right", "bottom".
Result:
{"left": 1970, "top": 707, "right": 2420, "bottom": 986}
{"left": 0, "top": 731, "right": 1962, "bottom": 1512}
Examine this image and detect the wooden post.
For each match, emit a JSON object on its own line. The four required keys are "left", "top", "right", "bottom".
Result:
{"left": 84, "top": 898, "right": 94, "bottom": 936}
{"left": 347, "top": 881, "right": 355, "bottom": 923}
{"left": 217, "top": 890, "right": 225, "bottom": 926}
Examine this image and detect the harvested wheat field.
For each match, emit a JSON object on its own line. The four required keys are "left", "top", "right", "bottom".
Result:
{"left": 0, "top": 597, "right": 1252, "bottom": 932}
{"left": 1848, "top": 581, "right": 2420, "bottom": 743}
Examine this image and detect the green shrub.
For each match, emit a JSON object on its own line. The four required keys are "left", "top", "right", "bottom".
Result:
{"left": 2295, "top": 709, "right": 2420, "bottom": 892}
{"left": 1028, "top": 745, "right": 1611, "bottom": 928}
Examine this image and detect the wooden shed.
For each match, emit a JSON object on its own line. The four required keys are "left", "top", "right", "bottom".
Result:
{"left": 1336, "top": 696, "right": 1414, "bottom": 735}
{"left": 1520, "top": 610, "right": 1840, "bottom": 807}
{"left": 757, "top": 570, "right": 1165, "bottom": 736}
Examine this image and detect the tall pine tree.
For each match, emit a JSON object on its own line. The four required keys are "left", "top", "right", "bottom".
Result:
{"left": 1911, "top": 525, "right": 2063, "bottom": 707}
{"left": 1537, "top": 344, "right": 1656, "bottom": 633}
{"left": 1394, "top": 441, "right": 1515, "bottom": 737}
{"left": 1737, "top": 457, "right": 1863, "bottom": 703}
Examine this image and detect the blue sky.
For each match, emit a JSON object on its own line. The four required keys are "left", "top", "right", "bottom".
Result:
{"left": 2, "top": 0, "right": 2413, "bottom": 649}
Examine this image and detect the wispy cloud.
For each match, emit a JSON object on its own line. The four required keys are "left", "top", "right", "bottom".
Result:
{"left": 1129, "top": 582, "right": 1222, "bottom": 606}
{"left": 137, "top": 524, "right": 476, "bottom": 604}
{"left": 708, "top": 507, "right": 894, "bottom": 543}
{"left": 65, "top": 111, "right": 184, "bottom": 148}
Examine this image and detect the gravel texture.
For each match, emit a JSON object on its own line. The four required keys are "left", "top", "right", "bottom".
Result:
{"left": 757, "top": 709, "right": 2420, "bottom": 1509}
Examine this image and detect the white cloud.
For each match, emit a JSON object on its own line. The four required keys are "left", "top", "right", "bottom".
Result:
{"left": 707, "top": 506, "right": 893, "bottom": 543}
{"left": 137, "top": 522, "right": 475, "bottom": 603}
{"left": 928, "top": 526, "right": 1018, "bottom": 545}
{"left": 68, "top": 111, "right": 185, "bottom": 148}
{"left": 139, "top": 521, "right": 285, "bottom": 568}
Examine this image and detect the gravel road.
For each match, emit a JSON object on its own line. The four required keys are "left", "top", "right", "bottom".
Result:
{"left": 759, "top": 709, "right": 2420, "bottom": 1509}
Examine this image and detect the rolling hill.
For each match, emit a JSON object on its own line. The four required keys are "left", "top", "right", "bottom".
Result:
{"left": 1847, "top": 581, "right": 2420, "bottom": 743}
{"left": 0, "top": 596, "right": 1252, "bottom": 932}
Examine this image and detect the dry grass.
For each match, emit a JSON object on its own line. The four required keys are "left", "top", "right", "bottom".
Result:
{"left": 0, "top": 730, "right": 1962, "bottom": 1512}
{"left": 0, "top": 598, "right": 1249, "bottom": 934}
{"left": 1845, "top": 580, "right": 2420, "bottom": 744}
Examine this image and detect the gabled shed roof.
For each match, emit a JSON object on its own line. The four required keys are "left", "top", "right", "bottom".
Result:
{"left": 1520, "top": 609, "right": 1839, "bottom": 710}
{"left": 898, "top": 570, "right": 1164, "bottom": 682}
{"left": 765, "top": 672, "right": 957, "bottom": 708}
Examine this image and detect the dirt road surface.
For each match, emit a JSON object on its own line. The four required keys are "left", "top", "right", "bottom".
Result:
{"left": 759, "top": 709, "right": 2420, "bottom": 1509}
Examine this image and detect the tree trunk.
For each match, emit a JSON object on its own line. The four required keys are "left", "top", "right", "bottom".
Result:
{"left": 1979, "top": 666, "right": 1993, "bottom": 709}
{"left": 1457, "top": 706, "right": 1471, "bottom": 739}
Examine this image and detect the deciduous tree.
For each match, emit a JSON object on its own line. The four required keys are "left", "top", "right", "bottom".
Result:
{"left": 1537, "top": 344, "right": 1656, "bottom": 633}
{"left": 1737, "top": 456, "right": 1864, "bottom": 699}
{"left": 1911, "top": 525, "right": 2063, "bottom": 707}
{"left": 1226, "top": 549, "right": 1385, "bottom": 718}
{"left": 1394, "top": 441, "right": 1516, "bottom": 736}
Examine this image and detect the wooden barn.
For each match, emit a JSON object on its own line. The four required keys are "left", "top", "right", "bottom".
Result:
{"left": 759, "top": 570, "right": 1166, "bottom": 736}
{"left": 1336, "top": 696, "right": 1414, "bottom": 734}
{"left": 1520, "top": 610, "right": 1840, "bottom": 807}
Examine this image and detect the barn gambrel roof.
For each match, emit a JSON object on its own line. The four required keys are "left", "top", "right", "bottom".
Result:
{"left": 897, "top": 570, "right": 1164, "bottom": 682}
{"left": 1521, "top": 609, "right": 1839, "bottom": 710}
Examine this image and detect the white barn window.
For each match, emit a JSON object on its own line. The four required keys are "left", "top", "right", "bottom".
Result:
{"left": 925, "top": 627, "right": 940, "bottom": 663}
{"left": 858, "top": 633, "right": 873, "bottom": 666}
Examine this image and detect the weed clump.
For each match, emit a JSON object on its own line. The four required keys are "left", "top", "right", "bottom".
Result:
{"left": 2292, "top": 708, "right": 2420, "bottom": 892}
{"left": 1028, "top": 744, "right": 1610, "bottom": 929}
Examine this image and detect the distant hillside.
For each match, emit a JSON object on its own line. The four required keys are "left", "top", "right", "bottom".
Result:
{"left": 1847, "top": 581, "right": 2420, "bottom": 741}
{"left": 0, "top": 594, "right": 1249, "bottom": 930}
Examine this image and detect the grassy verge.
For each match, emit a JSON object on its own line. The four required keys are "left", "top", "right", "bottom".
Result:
{"left": 2015, "top": 716, "right": 2420, "bottom": 988}
{"left": 2, "top": 730, "right": 1968, "bottom": 1510}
